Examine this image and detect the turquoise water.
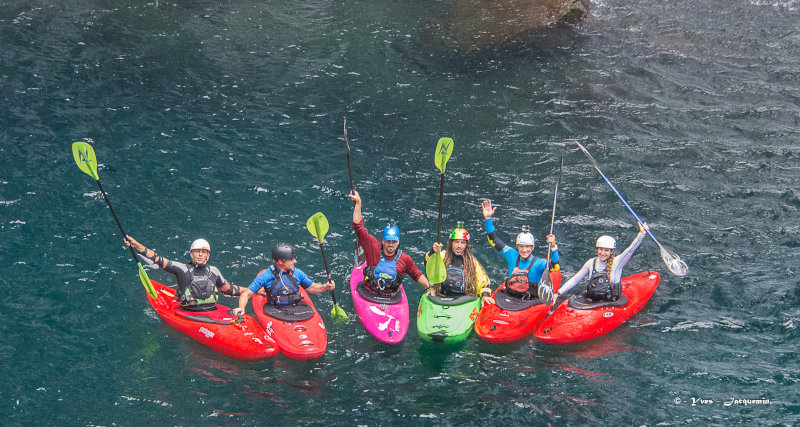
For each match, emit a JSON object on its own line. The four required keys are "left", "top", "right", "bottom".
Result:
{"left": 2, "top": 0, "right": 799, "bottom": 424}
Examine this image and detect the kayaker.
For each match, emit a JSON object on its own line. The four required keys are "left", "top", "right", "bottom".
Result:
{"left": 425, "top": 222, "right": 494, "bottom": 305}
{"left": 232, "top": 243, "right": 335, "bottom": 314}
{"left": 348, "top": 190, "right": 433, "bottom": 294}
{"left": 555, "top": 222, "right": 649, "bottom": 302}
{"left": 481, "top": 199, "right": 559, "bottom": 299}
{"left": 124, "top": 235, "right": 242, "bottom": 311}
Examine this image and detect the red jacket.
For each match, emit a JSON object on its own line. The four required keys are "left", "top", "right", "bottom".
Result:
{"left": 352, "top": 220, "right": 423, "bottom": 282}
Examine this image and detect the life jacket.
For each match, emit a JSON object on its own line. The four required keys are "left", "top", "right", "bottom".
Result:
{"left": 181, "top": 264, "right": 218, "bottom": 307}
{"left": 585, "top": 258, "right": 621, "bottom": 301}
{"left": 265, "top": 265, "right": 303, "bottom": 306}
{"left": 364, "top": 250, "right": 403, "bottom": 291}
{"left": 440, "top": 256, "right": 466, "bottom": 296}
{"left": 504, "top": 256, "right": 537, "bottom": 299}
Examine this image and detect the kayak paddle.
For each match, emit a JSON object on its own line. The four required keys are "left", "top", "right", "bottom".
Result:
{"left": 71, "top": 141, "right": 158, "bottom": 298}
{"left": 344, "top": 118, "right": 355, "bottom": 196}
{"left": 537, "top": 154, "right": 563, "bottom": 304}
{"left": 306, "top": 212, "right": 347, "bottom": 319}
{"left": 425, "top": 137, "right": 454, "bottom": 285}
{"left": 576, "top": 142, "right": 689, "bottom": 276}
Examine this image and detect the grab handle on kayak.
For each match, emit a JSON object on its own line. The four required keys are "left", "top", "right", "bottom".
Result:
{"left": 229, "top": 309, "right": 245, "bottom": 325}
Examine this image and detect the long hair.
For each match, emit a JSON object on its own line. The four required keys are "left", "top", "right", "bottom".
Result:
{"left": 434, "top": 239, "right": 478, "bottom": 297}
{"left": 605, "top": 253, "right": 615, "bottom": 278}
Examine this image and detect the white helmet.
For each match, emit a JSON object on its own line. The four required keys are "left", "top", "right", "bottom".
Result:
{"left": 516, "top": 225, "right": 535, "bottom": 246}
{"left": 190, "top": 238, "right": 211, "bottom": 251}
{"left": 596, "top": 235, "right": 616, "bottom": 250}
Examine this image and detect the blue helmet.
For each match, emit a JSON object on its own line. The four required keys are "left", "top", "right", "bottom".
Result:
{"left": 382, "top": 221, "right": 400, "bottom": 242}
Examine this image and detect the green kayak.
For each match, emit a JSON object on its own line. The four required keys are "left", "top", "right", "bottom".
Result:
{"left": 416, "top": 293, "right": 481, "bottom": 344}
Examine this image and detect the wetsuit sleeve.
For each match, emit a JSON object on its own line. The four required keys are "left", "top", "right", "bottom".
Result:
{"left": 485, "top": 218, "right": 507, "bottom": 252}
{"left": 610, "top": 232, "right": 646, "bottom": 283}
{"left": 248, "top": 270, "right": 273, "bottom": 294}
{"left": 293, "top": 268, "right": 314, "bottom": 289}
{"left": 399, "top": 252, "right": 423, "bottom": 282}
{"left": 210, "top": 266, "right": 227, "bottom": 288}
{"left": 353, "top": 219, "right": 381, "bottom": 266}
{"left": 559, "top": 258, "right": 594, "bottom": 295}
{"left": 163, "top": 260, "right": 187, "bottom": 276}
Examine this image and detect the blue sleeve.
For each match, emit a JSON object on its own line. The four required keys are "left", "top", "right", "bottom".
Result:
{"left": 550, "top": 248, "right": 559, "bottom": 265}
{"left": 248, "top": 270, "right": 274, "bottom": 293}
{"left": 293, "top": 268, "right": 314, "bottom": 289}
{"left": 486, "top": 218, "right": 507, "bottom": 253}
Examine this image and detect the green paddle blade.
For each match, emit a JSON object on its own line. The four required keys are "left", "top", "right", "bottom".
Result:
{"left": 434, "top": 137, "right": 454, "bottom": 174}
{"left": 425, "top": 252, "right": 447, "bottom": 285}
{"left": 331, "top": 303, "right": 348, "bottom": 320}
{"left": 72, "top": 141, "right": 99, "bottom": 180}
{"left": 138, "top": 262, "right": 158, "bottom": 299}
{"left": 306, "top": 212, "right": 329, "bottom": 243}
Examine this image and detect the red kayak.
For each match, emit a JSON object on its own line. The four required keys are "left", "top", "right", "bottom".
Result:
{"left": 146, "top": 280, "right": 278, "bottom": 361}
{"left": 252, "top": 286, "right": 327, "bottom": 361}
{"left": 475, "top": 271, "right": 561, "bottom": 344}
{"left": 534, "top": 271, "right": 660, "bottom": 345}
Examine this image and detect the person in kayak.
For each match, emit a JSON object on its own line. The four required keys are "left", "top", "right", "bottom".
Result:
{"left": 425, "top": 222, "right": 494, "bottom": 304}
{"left": 124, "top": 236, "right": 242, "bottom": 311}
{"left": 348, "top": 190, "right": 433, "bottom": 294}
{"left": 555, "top": 222, "right": 649, "bottom": 302}
{"left": 232, "top": 243, "right": 335, "bottom": 314}
{"left": 481, "top": 199, "right": 559, "bottom": 299}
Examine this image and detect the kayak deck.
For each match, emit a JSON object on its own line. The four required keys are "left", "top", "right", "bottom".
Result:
{"left": 350, "top": 262, "right": 409, "bottom": 344}
{"left": 252, "top": 287, "right": 327, "bottom": 361}
{"left": 534, "top": 271, "right": 660, "bottom": 345}
{"left": 417, "top": 293, "right": 480, "bottom": 344}
{"left": 147, "top": 280, "right": 278, "bottom": 361}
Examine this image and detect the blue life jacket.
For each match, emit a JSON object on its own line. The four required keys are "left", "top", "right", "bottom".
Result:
{"left": 266, "top": 265, "right": 303, "bottom": 306}
{"left": 365, "top": 250, "right": 403, "bottom": 291}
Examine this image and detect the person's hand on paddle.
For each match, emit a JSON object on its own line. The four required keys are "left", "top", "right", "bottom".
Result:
{"left": 124, "top": 235, "right": 145, "bottom": 253}
{"left": 638, "top": 222, "right": 649, "bottom": 235}
{"left": 308, "top": 280, "right": 336, "bottom": 294}
{"left": 348, "top": 190, "right": 361, "bottom": 207}
{"left": 481, "top": 199, "right": 496, "bottom": 219}
{"left": 432, "top": 242, "right": 443, "bottom": 253}
{"left": 546, "top": 233, "right": 557, "bottom": 250}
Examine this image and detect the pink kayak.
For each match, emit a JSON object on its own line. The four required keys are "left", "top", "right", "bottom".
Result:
{"left": 349, "top": 262, "right": 409, "bottom": 344}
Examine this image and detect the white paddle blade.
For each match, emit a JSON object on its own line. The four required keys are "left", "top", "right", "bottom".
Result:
{"left": 538, "top": 282, "right": 554, "bottom": 304}
{"left": 660, "top": 245, "right": 689, "bottom": 276}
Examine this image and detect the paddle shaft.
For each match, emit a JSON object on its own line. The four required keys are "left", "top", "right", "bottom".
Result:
{"left": 436, "top": 173, "right": 444, "bottom": 243}
{"left": 317, "top": 241, "right": 338, "bottom": 306}
{"left": 544, "top": 155, "right": 563, "bottom": 263}
{"left": 344, "top": 119, "right": 355, "bottom": 193}
{"left": 95, "top": 179, "right": 140, "bottom": 263}
{"left": 578, "top": 144, "right": 661, "bottom": 245}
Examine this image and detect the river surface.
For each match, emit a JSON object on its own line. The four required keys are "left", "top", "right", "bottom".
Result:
{"left": 1, "top": 0, "right": 799, "bottom": 425}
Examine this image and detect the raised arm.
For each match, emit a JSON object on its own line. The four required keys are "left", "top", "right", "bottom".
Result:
{"left": 349, "top": 190, "right": 363, "bottom": 225}
{"left": 124, "top": 235, "right": 169, "bottom": 269}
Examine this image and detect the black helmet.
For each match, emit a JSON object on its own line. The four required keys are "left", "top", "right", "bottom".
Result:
{"left": 271, "top": 243, "right": 296, "bottom": 262}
